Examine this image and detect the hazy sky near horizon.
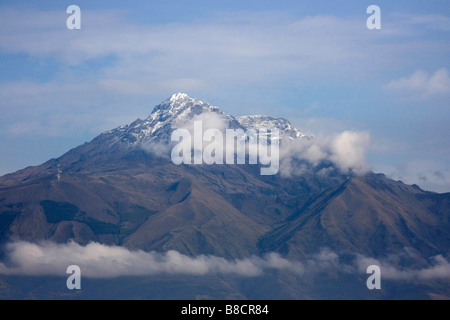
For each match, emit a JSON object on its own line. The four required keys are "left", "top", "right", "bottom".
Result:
{"left": 0, "top": 1, "right": 449, "bottom": 192}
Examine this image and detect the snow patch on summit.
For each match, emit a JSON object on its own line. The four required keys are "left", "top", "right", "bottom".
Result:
{"left": 237, "top": 115, "right": 308, "bottom": 139}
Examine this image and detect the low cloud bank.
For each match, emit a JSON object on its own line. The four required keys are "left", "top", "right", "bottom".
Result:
{"left": 0, "top": 241, "right": 303, "bottom": 278}
{"left": 0, "top": 241, "right": 449, "bottom": 282}
{"left": 356, "top": 254, "right": 450, "bottom": 281}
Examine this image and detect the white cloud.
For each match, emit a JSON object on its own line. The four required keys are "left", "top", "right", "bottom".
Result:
{"left": 0, "top": 241, "right": 305, "bottom": 278}
{"left": 356, "top": 254, "right": 450, "bottom": 281}
{"left": 0, "top": 242, "right": 343, "bottom": 278}
{"left": 330, "top": 131, "right": 371, "bottom": 174}
{"left": 387, "top": 68, "right": 450, "bottom": 97}
{"left": 1, "top": 241, "right": 449, "bottom": 282}
{"left": 279, "top": 130, "right": 371, "bottom": 177}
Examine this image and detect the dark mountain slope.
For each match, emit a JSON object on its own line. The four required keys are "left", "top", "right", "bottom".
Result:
{"left": 259, "top": 173, "right": 450, "bottom": 262}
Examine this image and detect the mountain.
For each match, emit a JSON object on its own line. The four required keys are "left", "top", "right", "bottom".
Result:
{"left": 0, "top": 93, "right": 320, "bottom": 255}
{"left": 0, "top": 93, "right": 449, "bottom": 299}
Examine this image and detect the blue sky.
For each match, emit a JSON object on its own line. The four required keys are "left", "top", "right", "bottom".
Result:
{"left": 0, "top": 1, "right": 449, "bottom": 192}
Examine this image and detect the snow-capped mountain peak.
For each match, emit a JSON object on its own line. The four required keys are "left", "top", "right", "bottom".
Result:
{"left": 153, "top": 93, "right": 203, "bottom": 113}
{"left": 149, "top": 93, "right": 223, "bottom": 122}
{"left": 101, "top": 94, "right": 309, "bottom": 148}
